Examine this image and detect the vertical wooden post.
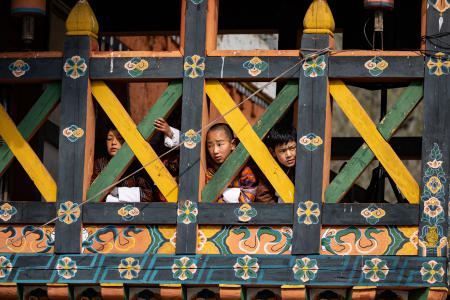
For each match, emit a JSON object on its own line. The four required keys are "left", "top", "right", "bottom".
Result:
{"left": 292, "top": 0, "right": 334, "bottom": 254}
{"left": 176, "top": 0, "right": 208, "bottom": 254}
{"left": 55, "top": 0, "right": 98, "bottom": 253}
{"left": 418, "top": 2, "right": 450, "bottom": 258}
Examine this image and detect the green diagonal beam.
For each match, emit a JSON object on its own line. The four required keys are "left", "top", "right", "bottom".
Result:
{"left": 0, "top": 82, "right": 61, "bottom": 177}
{"left": 201, "top": 80, "right": 299, "bottom": 203}
{"left": 325, "top": 80, "right": 423, "bottom": 203}
{"left": 87, "top": 80, "right": 182, "bottom": 202}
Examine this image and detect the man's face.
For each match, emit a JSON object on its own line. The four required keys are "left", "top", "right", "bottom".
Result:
{"left": 272, "top": 141, "right": 296, "bottom": 168}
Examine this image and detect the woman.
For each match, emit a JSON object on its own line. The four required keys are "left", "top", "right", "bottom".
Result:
{"left": 90, "top": 126, "right": 153, "bottom": 202}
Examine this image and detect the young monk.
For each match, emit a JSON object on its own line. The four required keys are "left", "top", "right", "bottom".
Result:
{"left": 256, "top": 123, "right": 297, "bottom": 203}
{"left": 91, "top": 125, "right": 153, "bottom": 202}
{"left": 205, "top": 123, "right": 257, "bottom": 203}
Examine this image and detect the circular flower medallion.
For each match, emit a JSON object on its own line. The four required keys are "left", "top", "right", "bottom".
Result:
{"left": 56, "top": 256, "right": 77, "bottom": 279}
{"left": 118, "top": 257, "right": 141, "bottom": 280}
{"left": 172, "top": 257, "right": 197, "bottom": 280}
{"left": 234, "top": 255, "right": 259, "bottom": 280}
{"left": 292, "top": 257, "right": 318, "bottom": 282}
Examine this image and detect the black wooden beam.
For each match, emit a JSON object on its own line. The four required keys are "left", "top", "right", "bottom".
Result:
{"left": 0, "top": 58, "right": 62, "bottom": 82}
{"left": 176, "top": 0, "right": 207, "bottom": 254}
{"left": 89, "top": 57, "right": 183, "bottom": 80}
{"left": 0, "top": 202, "right": 55, "bottom": 224}
{"left": 328, "top": 55, "right": 424, "bottom": 79}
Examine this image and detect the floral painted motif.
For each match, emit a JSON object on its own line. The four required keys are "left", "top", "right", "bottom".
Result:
{"left": 362, "top": 258, "right": 389, "bottom": 282}
{"left": 191, "top": 0, "right": 204, "bottom": 3}
{"left": 197, "top": 229, "right": 207, "bottom": 251}
{"left": 420, "top": 143, "right": 446, "bottom": 256}
{"left": 63, "top": 56, "right": 87, "bottom": 79}
{"left": 420, "top": 260, "right": 444, "bottom": 283}
{"left": 292, "top": 257, "right": 318, "bottom": 282}
{"left": 57, "top": 201, "right": 80, "bottom": 225}
{"left": 0, "top": 256, "right": 12, "bottom": 279}
{"left": 302, "top": 55, "right": 326, "bottom": 78}
{"left": 427, "top": 53, "right": 450, "bottom": 76}
{"left": 118, "top": 204, "right": 140, "bottom": 221}
{"left": 8, "top": 59, "right": 30, "bottom": 77}
{"left": 297, "top": 201, "right": 320, "bottom": 225}
{"left": 172, "top": 257, "right": 197, "bottom": 280}
{"left": 118, "top": 257, "right": 141, "bottom": 280}
{"left": 124, "top": 58, "right": 149, "bottom": 77}
{"left": 177, "top": 200, "right": 198, "bottom": 224}
{"left": 181, "top": 129, "right": 201, "bottom": 149}
{"left": 234, "top": 204, "right": 257, "bottom": 222}
{"left": 184, "top": 55, "right": 205, "bottom": 78}
{"left": 361, "top": 205, "right": 386, "bottom": 225}
{"left": 56, "top": 257, "right": 77, "bottom": 279}
{"left": 243, "top": 57, "right": 268, "bottom": 76}
{"left": 364, "top": 56, "right": 389, "bottom": 76}
{"left": 62, "top": 125, "right": 84, "bottom": 142}
{"left": 299, "top": 133, "right": 323, "bottom": 151}
{"left": 233, "top": 255, "right": 259, "bottom": 280}
{"left": 0, "top": 203, "right": 17, "bottom": 222}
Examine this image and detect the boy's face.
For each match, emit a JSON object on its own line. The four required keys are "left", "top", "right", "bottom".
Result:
{"left": 271, "top": 141, "right": 296, "bottom": 168}
{"left": 207, "top": 129, "right": 236, "bottom": 165}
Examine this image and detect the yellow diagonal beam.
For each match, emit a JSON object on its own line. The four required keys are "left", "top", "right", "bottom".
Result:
{"left": 329, "top": 79, "right": 419, "bottom": 203}
{"left": 91, "top": 81, "right": 178, "bottom": 202}
{"left": 0, "top": 105, "right": 56, "bottom": 202}
{"left": 205, "top": 80, "right": 294, "bottom": 203}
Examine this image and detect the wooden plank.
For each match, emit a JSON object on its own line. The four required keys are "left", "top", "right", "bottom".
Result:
{"left": 91, "top": 51, "right": 183, "bottom": 57}
{"left": 205, "top": 56, "right": 300, "bottom": 80}
{"left": 90, "top": 57, "right": 183, "bottom": 80}
{"left": 329, "top": 50, "right": 423, "bottom": 57}
{"left": 5, "top": 254, "right": 447, "bottom": 287}
{"left": 322, "top": 203, "right": 419, "bottom": 225}
{"left": 0, "top": 202, "right": 55, "bottom": 224}
{"left": 0, "top": 51, "right": 62, "bottom": 58}
{"left": 0, "top": 82, "right": 60, "bottom": 177}
{"left": 0, "top": 58, "right": 62, "bottom": 81}
{"left": 331, "top": 137, "right": 422, "bottom": 160}
{"left": 201, "top": 81, "right": 298, "bottom": 203}
{"left": 55, "top": 35, "right": 96, "bottom": 253}
{"left": 205, "top": 80, "right": 295, "bottom": 203}
{"left": 206, "top": 0, "right": 219, "bottom": 54}
{"left": 91, "top": 81, "right": 178, "bottom": 203}
{"left": 418, "top": 4, "right": 450, "bottom": 257}
{"left": 176, "top": 0, "right": 208, "bottom": 254}
{"left": 328, "top": 56, "right": 424, "bottom": 79}
{"left": 293, "top": 34, "right": 332, "bottom": 255}
{"left": 330, "top": 79, "right": 420, "bottom": 204}
{"left": 197, "top": 203, "right": 293, "bottom": 224}
{"left": 0, "top": 105, "right": 57, "bottom": 202}
{"left": 208, "top": 50, "right": 300, "bottom": 56}
{"left": 325, "top": 81, "right": 423, "bottom": 203}
{"left": 82, "top": 203, "right": 177, "bottom": 224}
{"left": 87, "top": 81, "right": 182, "bottom": 202}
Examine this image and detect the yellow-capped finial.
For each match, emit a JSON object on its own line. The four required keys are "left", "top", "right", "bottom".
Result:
{"left": 66, "top": 0, "right": 98, "bottom": 38}
{"left": 303, "top": 0, "right": 335, "bottom": 36}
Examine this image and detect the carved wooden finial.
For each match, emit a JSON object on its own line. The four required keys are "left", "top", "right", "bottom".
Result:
{"left": 303, "top": 0, "right": 335, "bottom": 36}
{"left": 65, "top": 0, "right": 98, "bottom": 38}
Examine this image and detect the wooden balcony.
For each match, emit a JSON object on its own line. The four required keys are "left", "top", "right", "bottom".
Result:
{"left": 0, "top": 0, "right": 447, "bottom": 299}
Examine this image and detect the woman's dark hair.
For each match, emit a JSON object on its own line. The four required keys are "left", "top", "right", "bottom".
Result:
{"left": 266, "top": 123, "right": 297, "bottom": 149}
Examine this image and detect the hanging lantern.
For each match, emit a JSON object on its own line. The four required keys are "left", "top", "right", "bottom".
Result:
{"left": 11, "top": 0, "right": 46, "bottom": 16}
{"left": 363, "top": 0, "right": 394, "bottom": 11}
{"left": 10, "top": 0, "right": 46, "bottom": 45}
{"left": 363, "top": 0, "right": 394, "bottom": 49}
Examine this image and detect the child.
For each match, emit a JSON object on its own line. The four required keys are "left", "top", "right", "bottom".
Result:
{"left": 91, "top": 125, "right": 153, "bottom": 202}
{"left": 256, "top": 123, "right": 297, "bottom": 203}
{"left": 205, "top": 123, "right": 257, "bottom": 203}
